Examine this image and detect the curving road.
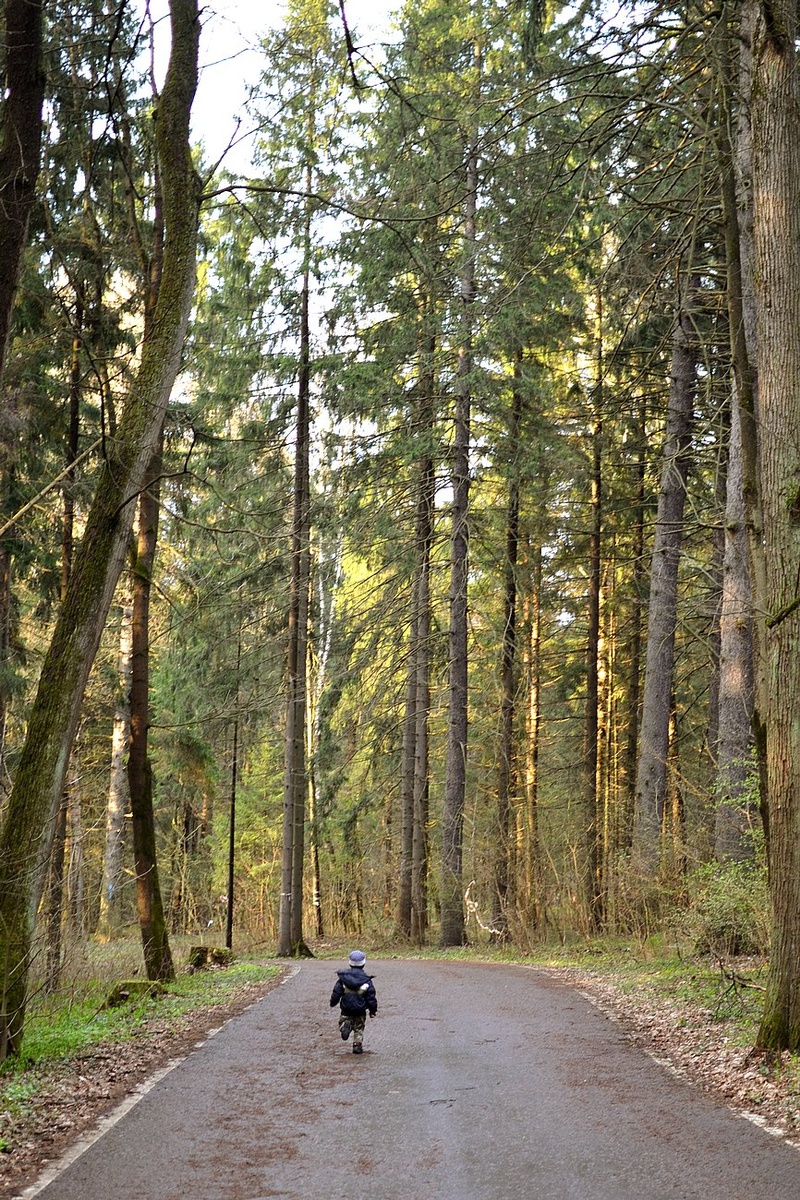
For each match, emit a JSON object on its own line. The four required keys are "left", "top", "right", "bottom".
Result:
{"left": 24, "top": 959, "right": 800, "bottom": 1199}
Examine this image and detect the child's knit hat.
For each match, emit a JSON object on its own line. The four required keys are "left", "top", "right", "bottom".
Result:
{"left": 348, "top": 949, "right": 366, "bottom": 967}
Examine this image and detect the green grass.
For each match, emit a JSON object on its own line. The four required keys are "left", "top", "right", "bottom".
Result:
{"left": 9, "top": 959, "right": 280, "bottom": 1074}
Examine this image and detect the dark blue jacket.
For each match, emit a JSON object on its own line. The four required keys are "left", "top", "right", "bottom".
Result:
{"left": 330, "top": 967, "right": 377, "bottom": 1017}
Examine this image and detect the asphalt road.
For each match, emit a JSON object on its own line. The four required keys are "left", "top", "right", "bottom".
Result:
{"left": 23, "top": 959, "right": 800, "bottom": 1199}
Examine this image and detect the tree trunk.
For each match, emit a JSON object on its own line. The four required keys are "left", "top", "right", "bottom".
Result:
{"left": 411, "top": 383, "right": 435, "bottom": 947}
{"left": 397, "top": 573, "right": 418, "bottom": 938}
{"left": 0, "top": 0, "right": 45, "bottom": 374}
{"left": 226, "top": 714, "right": 238, "bottom": 951}
{"left": 747, "top": 0, "right": 800, "bottom": 1052}
{"left": 492, "top": 352, "right": 523, "bottom": 941}
{"left": 67, "top": 759, "right": 84, "bottom": 933}
{"left": 44, "top": 797, "right": 68, "bottom": 994}
{"left": 278, "top": 203, "right": 313, "bottom": 959}
{"left": 399, "top": 323, "right": 436, "bottom": 944}
{"left": 715, "top": 397, "right": 756, "bottom": 860}
{"left": 632, "top": 281, "right": 697, "bottom": 878}
{"left": 723, "top": 2, "right": 768, "bottom": 839}
{"left": 0, "top": 0, "right": 199, "bottom": 1058}
{"left": 0, "top": 0, "right": 45, "bottom": 803}
{"left": 129, "top": 442, "right": 174, "bottom": 982}
{"left": 583, "top": 316, "right": 604, "bottom": 931}
{"left": 522, "top": 536, "right": 544, "bottom": 933}
{"left": 440, "top": 127, "right": 478, "bottom": 948}
{"left": 97, "top": 603, "right": 133, "bottom": 940}
{"left": 620, "top": 397, "right": 647, "bottom": 851}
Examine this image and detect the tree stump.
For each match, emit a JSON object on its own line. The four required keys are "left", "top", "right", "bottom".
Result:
{"left": 103, "top": 979, "right": 167, "bottom": 1008}
{"left": 187, "top": 945, "right": 234, "bottom": 970}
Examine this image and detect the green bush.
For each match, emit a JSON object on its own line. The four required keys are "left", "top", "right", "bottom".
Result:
{"left": 687, "top": 861, "right": 770, "bottom": 957}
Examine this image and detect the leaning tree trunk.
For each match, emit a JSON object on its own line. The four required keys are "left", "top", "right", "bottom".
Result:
{"left": 746, "top": 0, "right": 800, "bottom": 1053}
{"left": 632, "top": 280, "right": 697, "bottom": 878}
{"left": 0, "top": 0, "right": 200, "bottom": 1059}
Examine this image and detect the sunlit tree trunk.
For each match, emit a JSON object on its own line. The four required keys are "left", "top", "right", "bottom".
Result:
{"left": 97, "top": 602, "right": 133, "bottom": 940}
{"left": 522, "top": 536, "right": 544, "bottom": 933}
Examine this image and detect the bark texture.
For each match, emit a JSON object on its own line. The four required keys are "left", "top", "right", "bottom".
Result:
{"left": 747, "top": 0, "right": 800, "bottom": 1052}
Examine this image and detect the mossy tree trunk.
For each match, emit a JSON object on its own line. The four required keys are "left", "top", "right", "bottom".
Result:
{"left": 0, "top": 0, "right": 200, "bottom": 1058}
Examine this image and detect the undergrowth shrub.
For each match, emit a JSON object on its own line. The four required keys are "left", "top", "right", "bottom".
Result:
{"left": 686, "top": 860, "right": 770, "bottom": 957}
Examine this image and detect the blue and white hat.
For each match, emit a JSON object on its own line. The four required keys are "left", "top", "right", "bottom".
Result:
{"left": 348, "top": 949, "right": 366, "bottom": 967}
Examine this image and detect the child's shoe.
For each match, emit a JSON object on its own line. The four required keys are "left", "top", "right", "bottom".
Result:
{"left": 353, "top": 1043, "right": 363, "bottom": 1054}
{"left": 340, "top": 1020, "right": 351, "bottom": 1040}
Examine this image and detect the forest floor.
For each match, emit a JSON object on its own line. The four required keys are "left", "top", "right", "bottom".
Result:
{"left": 0, "top": 952, "right": 797, "bottom": 1197}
